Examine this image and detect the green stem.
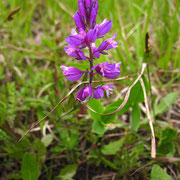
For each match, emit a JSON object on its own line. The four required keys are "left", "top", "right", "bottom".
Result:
{"left": 89, "top": 45, "right": 94, "bottom": 85}
{"left": 147, "top": 64, "right": 155, "bottom": 120}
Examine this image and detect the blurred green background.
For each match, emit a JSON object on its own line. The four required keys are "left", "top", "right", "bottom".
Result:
{"left": 0, "top": 0, "right": 180, "bottom": 179}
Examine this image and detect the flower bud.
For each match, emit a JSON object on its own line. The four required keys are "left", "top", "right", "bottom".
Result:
{"left": 60, "top": 66, "right": 84, "bottom": 82}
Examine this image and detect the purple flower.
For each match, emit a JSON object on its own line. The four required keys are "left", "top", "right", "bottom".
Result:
{"left": 73, "top": 11, "right": 87, "bottom": 31}
{"left": 92, "top": 43, "right": 100, "bottom": 59}
{"left": 66, "top": 28, "right": 97, "bottom": 48}
{"left": 60, "top": 66, "right": 84, "bottom": 82}
{"left": 94, "top": 84, "right": 116, "bottom": 99}
{"left": 96, "top": 33, "right": 118, "bottom": 56}
{"left": 66, "top": 34, "right": 85, "bottom": 47}
{"left": 76, "top": 86, "right": 93, "bottom": 101}
{"left": 95, "top": 61, "right": 121, "bottom": 79}
{"left": 89, "top": 7, "right": 97, "bottom": 28}
{"left": 77, "top": 0, "right": 98, "bottom": 29}
{"left": 96, "top": 19, "right": 112, "bottom": 38}
{"left": 85, "top": 28, "right": 97, "bottom": 44}
{"left": 64, "top": 46, "right": 87, "bottom": 60}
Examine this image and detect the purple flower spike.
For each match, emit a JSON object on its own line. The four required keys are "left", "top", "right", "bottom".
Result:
{"left": 76, "top": 86, "right": 93, "bottom": 101}
{"left": 96, "top": 19, "right": 112, "bottom": 38}
{"left": 64, "top": 46, "right": 87, "bottom": 60}
{"left": 95, "top": 61, "right": 121, "bottom": 79}
{"left": 73, "top": 11, "right": 86, "bottom": 31}
{"left": 60, "top": 66, "right": 84, "bottom": 82}
{"left": 94, "top": 84, "right": 116, "bottom": 99}
{"left": 63, "top": 0, "right": 121, "bottom": 102}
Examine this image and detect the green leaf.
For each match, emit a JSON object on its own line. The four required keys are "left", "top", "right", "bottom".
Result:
{"left": 155, "top": 93, "right": 178, "bottom": 115}
{"left": 131, "top": 103, "right": 141, "bottom": 131}
{"left": 87, "top": 98, "right": 104, "bottom": 121}
{"left": 157, "top": 127, "right": 177, "bottom": 156}
{"left": 21, "top": 152, "right": 38, "bottom": 180}
{"left": 128, "top": 76, "right": 149, "bottom": 104}
{"left": 161, "top": 127, "right": 177, "bottom": 142}
{"left": 57, "top": 164, "right": 78, "bottom": 180}
{"left": 41, "top": 134, "right": 54, "bottom": 147}
{"left": 101, "top": 99, "right": 123, "bottom": 124}
{"left": 93, "top": 120, "right": 105, "bottom": 135}
{"left": 151, "top": 164, "right": 171, "bottom": 180}
{"left": 101, "top": 157, "right": 118, "bottom": 170}
{"left": 102, "top": 138, "right": 124, "bottom": 155}
{"left": 0, "top": 129, "right": 10, "bottom": 140}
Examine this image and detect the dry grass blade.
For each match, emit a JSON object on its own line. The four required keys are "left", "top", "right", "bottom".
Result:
{"left": 140, "top": 78, "right": 156, "bottom": 158}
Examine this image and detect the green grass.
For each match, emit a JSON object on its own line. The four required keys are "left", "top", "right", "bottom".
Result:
{"left": 0, "top": 0, "right": 180, "bottom": 179}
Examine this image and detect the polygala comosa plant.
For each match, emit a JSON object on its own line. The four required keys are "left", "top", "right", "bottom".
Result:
{"left": 20, "top": 0, "right": 156, "bottom": 160}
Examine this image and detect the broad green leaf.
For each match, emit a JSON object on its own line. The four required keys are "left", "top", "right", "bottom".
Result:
{"left": 151, "top": 164, "right": 171, "bottom": 180}
{"left": 161, "top": 127, "right": 177, "bottom": 142}
{"left": 102, "top": 138, "right": 124, "bottom": 155}
{"left": 157, "top": 127, "right": 177, "bottom": 156}
{"left": 128, "top": 76, "right": 149, "bottom": 104}
{"left": 57, "top": 164, "right": 78, "bottom": 180}
{"left": 21, "top": 152, "right": 38, "bottom": 180}
{"left": 93, "top": 120, "right": 105, "bottom": 135}
{"left": 131, "top": 103, "right": 141, "bottom": 131}
{"left": 155, "top": 93, "right": 178, "bottom": 115}
{"left": 101, "top": 99, "right": 123, "bottom": 124}
{"left": 41, "top": 134, "right": 54, "bottom": 147}
{"left": 87, "top": 98, "right": 104, "bottom": 121}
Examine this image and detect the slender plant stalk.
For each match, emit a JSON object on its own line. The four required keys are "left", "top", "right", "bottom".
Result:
{"left": 147, "top": 64, "right": 155, "bottom": 120}
{"left": 89, "top": 45, "right": 94, "bottom": 85}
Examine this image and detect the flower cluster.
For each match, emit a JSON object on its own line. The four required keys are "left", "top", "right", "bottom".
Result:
{"left": 61, "top": 0, "right": 121, "bottom": 102}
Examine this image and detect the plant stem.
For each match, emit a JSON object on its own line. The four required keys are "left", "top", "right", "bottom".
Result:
{"left": 147, "top": 64, "right": 155, "bottom": 120}
{"left": 89, "top": 45, "right": 94, "bottom": 85}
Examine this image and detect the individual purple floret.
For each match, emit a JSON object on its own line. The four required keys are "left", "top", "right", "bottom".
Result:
{"left": 94, "top": 33, "right": 118, "bottom": 58}
{"left": 60, "top": 66, "right": 84, "bottom": 82}
{"left": 61, "top": 0, "right": 121, "bottom": 102}
{"left": 76, "top": 86, "right": 93, "bottom": 101}
{"left": 73, "top": 11, "right": 87, "bottom": 31}
{"left": 96, "top": 19, "right": 112, "bottom": 38}
{"left": 94, "top": 84, "right": 116, "bottom": 99}
{"left": 64, "top": 46, "right": 87, "bottom": 60}
{"left": 66, "top": 28, "right": 97, "bottom": 48}
{"left": 94, "top": 62, "right": 121, "bottom": 79}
